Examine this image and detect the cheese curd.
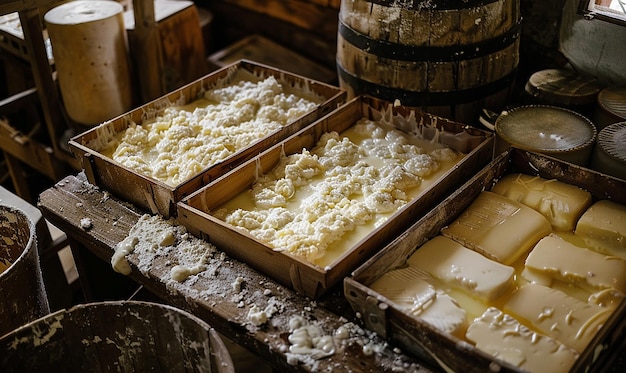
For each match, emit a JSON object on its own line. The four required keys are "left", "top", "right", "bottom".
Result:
{"left": 104, "top": 76, "right": 323, "bottom": 186}
{"left": 213, "top": 119, "right": 461, "bottom": 265}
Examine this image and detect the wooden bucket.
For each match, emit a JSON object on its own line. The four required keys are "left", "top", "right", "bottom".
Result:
{"left": 336, "top": 0, "right": 521, "bottom": 124}
{"left": 0, "top": 301, "right": 235, "bottom": 373}
{"left": 0, "top": 205, "right": 50, "bottom": 337}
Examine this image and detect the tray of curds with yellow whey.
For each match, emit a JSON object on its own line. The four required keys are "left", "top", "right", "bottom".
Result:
{"left": 345, "top": 147, "right": 626, "bottom": 373}
{"left": 68, "top": 60, "right": 346, "bottom": 217}
{"left": 176, "top": 95, "right": 494, "bottom": 298}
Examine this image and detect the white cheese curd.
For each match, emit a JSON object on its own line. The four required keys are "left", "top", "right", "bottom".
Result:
{"left": 111, "top": 236, "right": 138, "bottom": 275}
{"left": 247, "top": 301, "right": 280, "bottom": 326}
{"left": 110, "top": 214, "right": 217, "bottom": 281}
{"left": 213, "top": 119, "right": 462, "bottom": 266}
{"left": 104, "top": 76, "right": 323, "bottom": 186}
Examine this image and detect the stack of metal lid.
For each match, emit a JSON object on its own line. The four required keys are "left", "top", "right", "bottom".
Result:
{"left": 594, "top": 85, "right": 626, "bottom": 130}
{"left": 525, "top": 68, "right": 602, "bottom": 116}
{"left": 590, "top": 122, "right": 626, "bottom": 180}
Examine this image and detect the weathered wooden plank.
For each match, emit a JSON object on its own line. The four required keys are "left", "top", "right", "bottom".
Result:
{"left": 38, "top": 173, "right": 434, "bottom": 373}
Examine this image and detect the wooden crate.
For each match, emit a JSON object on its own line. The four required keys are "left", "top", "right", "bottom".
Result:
{"left": 344, "top": 148, "right": 626, "bottom": 372}
{"left": 176, "top": 95, "right": 494, "bottom": 298}
{"left": 68, "top": 60, "right": 346, "bottom": 217}
{"left": 125, "top": 0, "right": 209, "bottom": 99}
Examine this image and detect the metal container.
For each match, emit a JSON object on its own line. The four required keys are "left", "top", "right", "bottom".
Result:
{"left": 0, "top": 205, "right": 50, "bottom": 337}
{"left": 524, "top": 68, "right": 601, "bottom": 117}
{"left": 0, "top": 301, "right": 234, "bottom": 372}
{"left": 594, "top": 85, "right": 626, "bottom": 130}
{"left": 495, "top": 105, "right": 597, "bottom": 166}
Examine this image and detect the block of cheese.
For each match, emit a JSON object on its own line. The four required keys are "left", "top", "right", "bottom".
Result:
{"left": 441, "top": 191, "right": 552, "bottom": 265}
{"left": 575, "top": 200, "right": 626, "bottom": 260}
{"left": 504, "top": 284, "right": 612, "bottom": 353}
{"left": 491, "top": 173, "right": 592, "bottom": 231}
{"left": 406, "top": 235, "right": 515, "bottom": 301}
{"left": 466, "top": 307, "right": 579, "bottom": 373}
{"left": 370, "top": 264, "right": 467, "bottom": 336}
{"left": 524, "top": 235, "right": 626, "bottom": 294}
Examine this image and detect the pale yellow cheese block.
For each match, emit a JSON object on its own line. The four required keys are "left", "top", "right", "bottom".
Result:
{"left": 504, "top": 284, "right": 612, "bottom": 353}
{"left": 369, "top": 265, "right": 467, "bottom": 337}
{"left": 575, "top": 200, "right": 626, "bottom": 259}
{"left": 406, "top": 235, "right": 515, "bottom": 301}
{"left": 524, "top": 235, "right": 626, "bottom": 294}
{"left": 466, "top": 307, "right": 579, "bottom": 373}
{"left": 491, "top": 173, "right": 592, "bottom": 231}
{"left": 441, "top": 191, "right": 553, "bottom": 265}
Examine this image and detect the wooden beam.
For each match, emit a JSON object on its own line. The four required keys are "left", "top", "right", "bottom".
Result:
{"left": 0, "top": 117, "right": 65, "bottom": 181}
{"left": 19, "top": 8, "right": 68, "bottom": 154}
{"left": 130, "top": 0, "right": 163, "bottom": 103}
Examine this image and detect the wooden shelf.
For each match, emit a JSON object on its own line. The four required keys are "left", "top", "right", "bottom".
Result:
{"left": 0, "top": 1, "right": 78, "bottom": 202}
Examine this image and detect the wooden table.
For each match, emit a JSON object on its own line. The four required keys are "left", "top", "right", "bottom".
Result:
{"left": 38, "top": 173, "right": 435, "bottom": 373}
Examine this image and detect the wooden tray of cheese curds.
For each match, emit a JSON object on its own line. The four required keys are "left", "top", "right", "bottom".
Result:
{"left": 68, "top": 60, "right": 346, "bottom": 217}
{"left": 176, "top": 95, "right": 494, "bottom": 298}
{"left": 345, "top": 147, "right": 626, "bottom": 373}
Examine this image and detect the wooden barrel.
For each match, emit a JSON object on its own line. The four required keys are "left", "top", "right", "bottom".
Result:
{"left": 0, "top": 301, "right": 235, "bottom": 373}
{"left": 0, "top": 205, "right": 50, "bottom": 337}
{"left": 336, "top": 0, "right": 521, "bottom": 124}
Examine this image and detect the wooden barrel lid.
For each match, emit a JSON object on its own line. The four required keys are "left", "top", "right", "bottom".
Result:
{"left": 525, "top": 69, "right": 601, "bottom": 106}
{"left": 592, "top": 122, "right": 626, "bottom": 179}
{"left": 495, "top": 105, "right": 597, "bottom": 165}
{"left": 598, "top": 85, "right": 626, "bottom": 120}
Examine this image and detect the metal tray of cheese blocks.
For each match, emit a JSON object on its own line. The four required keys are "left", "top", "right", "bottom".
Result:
{"left": 68, "top": 60, "right": 346, "bottom": 217}
{"left": 176, "top": 95, "right": 494, "bottom": 298}
{"left": 345, "top": 147, "right": 626, "bottom": 373}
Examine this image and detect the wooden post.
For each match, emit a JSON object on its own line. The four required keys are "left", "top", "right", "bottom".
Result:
{"left": 18, "top": 8, "right": 68, "bottom": 155}
{"left": 131, "top": 0, "right": 163, "bottom": 103}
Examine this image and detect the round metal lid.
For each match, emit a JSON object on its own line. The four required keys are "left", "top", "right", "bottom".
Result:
{"left": 597, "top": 122, "right": 626, "bottom": 163}
{"left": 525, "top": 69, "right": 601, "bottom": 106}
{"left": 495, "top": 105, "right": 597, "bottom": 153}
{"left": 598, "top": 85, "right": 626, "bottom": 120}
